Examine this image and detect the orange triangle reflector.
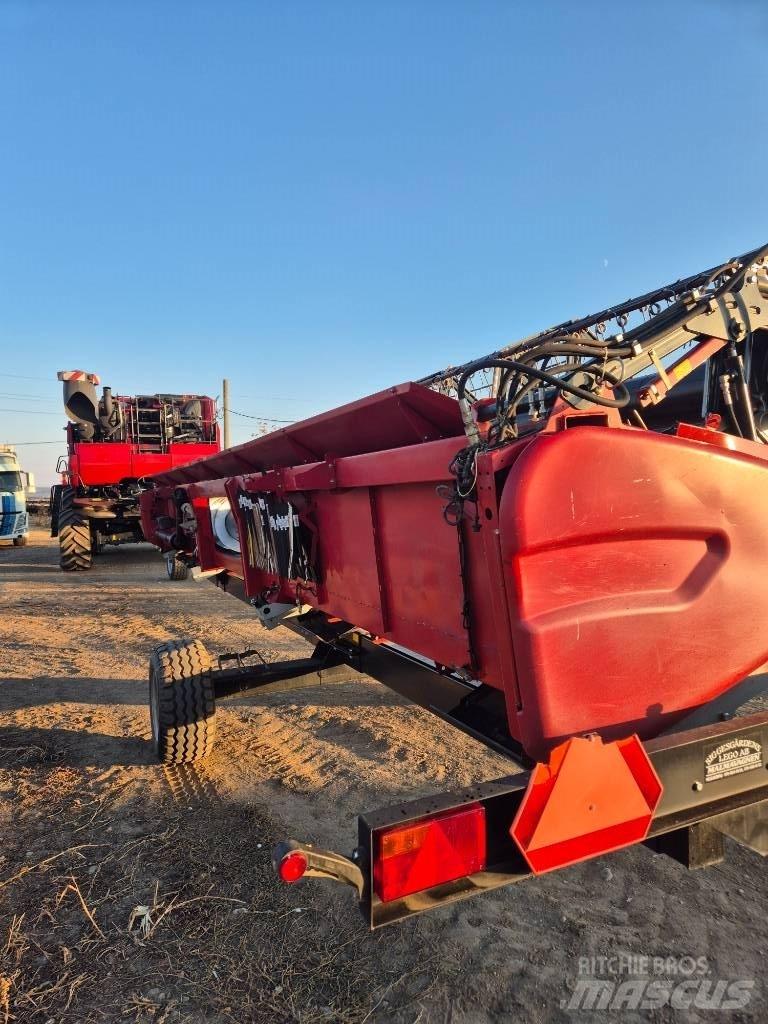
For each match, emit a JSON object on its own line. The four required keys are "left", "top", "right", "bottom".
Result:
{"left": 510, "top": 734, "right": 663, "bottom": 874}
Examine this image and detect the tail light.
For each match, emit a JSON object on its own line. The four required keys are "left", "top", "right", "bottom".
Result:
{"left": 373, "top": 803, "right": 486, "bottom": 902}
{"left": 277, "top": 849, "right": 308, "bottom": 883}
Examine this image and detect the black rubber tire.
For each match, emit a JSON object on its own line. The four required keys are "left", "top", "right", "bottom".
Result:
{"left": 149, "top": 639, "right": 216, "bottom": 763}
{"left": 50, "top": 484, "right": 63, "bottom": 536}
{"left": 166, "top": 554, "right": 189, "bottom": 581}
{"left": 58, "top": 487, "right": 92, "bottom": 571}
{"left": 13, "top": 535, "right": 28, "bottom": 547}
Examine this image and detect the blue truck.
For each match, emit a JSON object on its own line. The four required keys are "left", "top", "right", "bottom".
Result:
{"left": 0, "top": 445, "right": 34, "bottom": 547}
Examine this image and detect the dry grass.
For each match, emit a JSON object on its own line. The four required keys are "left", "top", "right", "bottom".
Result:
{"left": 0, "top": 747, "right": 449, "bottom": 1023}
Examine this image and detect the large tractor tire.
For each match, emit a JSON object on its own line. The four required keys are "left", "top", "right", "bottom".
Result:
{"left": 58, "top": 487, "right": 92, "bottom": 571}
{"left": 166, "top": 553, "right": 189, "bottom": 581}
{"left": 149, "top": 639, "right": 216, "bottom": 764}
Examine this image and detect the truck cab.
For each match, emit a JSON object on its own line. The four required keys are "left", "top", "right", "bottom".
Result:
{"left": 0, "top": 445, "right": 35, "bottom": 547}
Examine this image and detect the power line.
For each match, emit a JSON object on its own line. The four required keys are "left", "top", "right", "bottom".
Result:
{"left": 227, "top": 408, "right": 296, "bottom": 424}
{"left": 0, "top": 403, "right": 62, "bottom": 411}
{"left": 231, "top": 393, "right": 319, "bottom": 404}
{"left": 0, "top": 393, "right": 59, "bottom": 403}
{"left": 2, "top": 440, "right": 63, "bottom": 445}
{"left": 0, "top": 371, "right": 52, "bottom": 382}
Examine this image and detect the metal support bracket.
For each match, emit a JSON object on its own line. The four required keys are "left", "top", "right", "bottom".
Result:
{"left": 211, "top": 642, "right": 358, "bottom": 701}
{"left": 253, "top": 601, "right": 314, "bottom": 630}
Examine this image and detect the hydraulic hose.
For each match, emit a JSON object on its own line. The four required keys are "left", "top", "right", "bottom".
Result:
{"left": 456, "top": 358, "right": 631, "bottom": 410}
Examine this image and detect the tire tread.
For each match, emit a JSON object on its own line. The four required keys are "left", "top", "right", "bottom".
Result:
{"left": 58, "top": 487, "right": 92, "bottom": 571}
{"left": 149, "top": 639, "right": 216, "bottom": 763}
{"left": 167, "top": 556, "right": 189, "bottom": 581}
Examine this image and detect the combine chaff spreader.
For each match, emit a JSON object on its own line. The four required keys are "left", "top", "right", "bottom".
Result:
{"left": 141, "top": 244, "right": 768, "bottom": 926}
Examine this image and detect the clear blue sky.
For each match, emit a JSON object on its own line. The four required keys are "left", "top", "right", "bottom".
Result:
{"left": 1, "top": 0, "right": 767, "bottom": 485}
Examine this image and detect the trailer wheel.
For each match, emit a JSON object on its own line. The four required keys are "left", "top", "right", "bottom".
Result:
{"left": 58, "top": 487, "right": 92, "bottom": 571}
{"left": 166, "top": 553, "right": 189, "bottom": 581}
{"left": 13, "top": 535, "right": 28, "bottom": 547}
{"left": 149, "top": 639, "right": 216, "bottom": 763}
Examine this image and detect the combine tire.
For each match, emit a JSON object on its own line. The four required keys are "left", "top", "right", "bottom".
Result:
{"left": 13, "top": 536, "right": 27, "bottom": 547}
{"left": 166, "top": 553, "right": 189, "bottom": 581}
{"left": 58, "top": 487, "right": 92, "bottom": 571}
{"left": 149, "top": 639, "right": 216, "bottom": 763}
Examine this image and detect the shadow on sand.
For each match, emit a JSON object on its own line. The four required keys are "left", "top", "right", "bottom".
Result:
{"left": 0, "top": 722, "right": 154, "bottom": 769}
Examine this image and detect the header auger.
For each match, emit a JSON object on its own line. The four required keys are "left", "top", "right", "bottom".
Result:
{"left": 140, "top": 244, "right": 768, "bottom": 926}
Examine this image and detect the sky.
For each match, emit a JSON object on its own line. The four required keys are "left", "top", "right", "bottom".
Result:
{"left": 1, "top": 0, "right": 767, "bottom": 486}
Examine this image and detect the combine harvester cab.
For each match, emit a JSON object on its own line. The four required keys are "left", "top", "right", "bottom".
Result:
{"left": 0, "top": 445, "right": 34, "bottom": 547}
{"left": 51, "top": 370, "right": 219, "bottom": 572}
{"left": 141, "top": 245, "right": 768, "bottom": 927}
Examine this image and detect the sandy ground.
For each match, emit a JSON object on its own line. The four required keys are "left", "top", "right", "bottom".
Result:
{"left": 0, "top": 528, "right": 766, "bottom": 1022}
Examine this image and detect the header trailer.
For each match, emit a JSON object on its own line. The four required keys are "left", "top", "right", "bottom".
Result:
{"left": 141, "top": 244, "right": 768, "bottom": 925}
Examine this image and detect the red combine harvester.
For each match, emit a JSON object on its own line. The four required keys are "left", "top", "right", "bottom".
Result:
{"left": 141, "top": 245, "right": 768, "bottom": 927}
{"left": 51, "top": 371, "right": 219, "bottom": 572}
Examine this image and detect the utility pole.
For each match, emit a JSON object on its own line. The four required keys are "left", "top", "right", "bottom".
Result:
{"left": 222, "top": 378, "right": 231, "bottom": 449}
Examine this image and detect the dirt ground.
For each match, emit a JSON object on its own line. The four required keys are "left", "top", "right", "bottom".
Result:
{"left": 0, "top": 528, "right": 766, "bottom": 1023}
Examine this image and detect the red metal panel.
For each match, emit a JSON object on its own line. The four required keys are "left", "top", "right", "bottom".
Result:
{"left": 139, "top": 486, "right": 177, "bottom": 549}
{"left": 312, "top": 488, "right": 387, "bottom": 634}
{"left": 71, "top": 441, "right": 219, "bottom": 486}
{"left": 70, "top": 443, "right": 134, "bottom": 486}
{"left": 212, "top": 446, "right": 471, "bottom": 660}
{"left": 147, "top": 384, "right": 464, "bottom": 486}
{"left": 191, "top": 495, "right": 219, "bottom": 573}
{"left": 372, "top": 482, "right": 469, "bottom": 668}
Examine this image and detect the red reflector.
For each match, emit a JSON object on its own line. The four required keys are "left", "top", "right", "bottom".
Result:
{"left": 278, "top": 850, "right": 308, "bottom": 883}
{"left": 374, "top": 803, "right": 486, "bottom": 903}
{"left": 510, "top": 734, "right": 662, "bottom": 874}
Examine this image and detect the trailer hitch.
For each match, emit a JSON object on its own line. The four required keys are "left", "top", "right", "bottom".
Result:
{"left": 272, "top": 840, "right": 365, "bottom": 897}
